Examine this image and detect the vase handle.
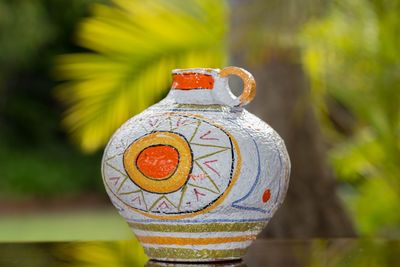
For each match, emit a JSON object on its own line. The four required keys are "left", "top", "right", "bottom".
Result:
{"left": 220, "top": 66, "right": 256, "bottom": 107}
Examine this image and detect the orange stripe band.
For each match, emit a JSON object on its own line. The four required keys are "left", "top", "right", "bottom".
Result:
{"left": 136, "top": 235, "right": 256, "bottom": 245}
{"left": 172, "top": 73, "right": 214, "bottom": 90}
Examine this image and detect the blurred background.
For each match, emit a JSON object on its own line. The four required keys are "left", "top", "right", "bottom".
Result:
{"left": 0, "top": 0, "right": 399, "bottom": 249}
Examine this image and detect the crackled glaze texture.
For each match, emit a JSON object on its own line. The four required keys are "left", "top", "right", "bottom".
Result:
{"left": 101, "top": 67, "right": 290, "bottom": 262}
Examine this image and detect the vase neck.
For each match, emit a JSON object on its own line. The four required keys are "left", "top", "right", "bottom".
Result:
{"left": 166, "top": 68, "right": 239, "bottom": 106}
{"left": 172, "top": 69, "right": 216, "bottom": 90}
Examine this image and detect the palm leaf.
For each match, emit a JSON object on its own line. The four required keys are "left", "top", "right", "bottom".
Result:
{"left": 55, "top": 0, "right": 228, "bottom": 152}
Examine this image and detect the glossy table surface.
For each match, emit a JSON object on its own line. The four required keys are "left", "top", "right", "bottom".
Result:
{"left": 0, "top": 239, "right": 398, "bottom": 267}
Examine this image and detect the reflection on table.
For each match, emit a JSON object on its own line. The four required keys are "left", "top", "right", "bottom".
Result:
{"left": 0, "top": 239, "right": 399, "bottom": 267}
{"left": 146, "top": 259, "right": 245, "bottom": 267}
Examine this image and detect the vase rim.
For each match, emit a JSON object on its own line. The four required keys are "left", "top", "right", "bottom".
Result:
{"left": 172, "top": 68, "right": 220, "bottom": 75}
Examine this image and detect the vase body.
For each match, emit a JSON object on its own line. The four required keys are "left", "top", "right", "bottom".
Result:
{"left": 101, "top": 67, "right": 290, "bottom": 262}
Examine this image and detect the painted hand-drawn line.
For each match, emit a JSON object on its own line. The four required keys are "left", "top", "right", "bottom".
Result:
{"left": 231, "top": 128, "right": 283, "bottom": 214}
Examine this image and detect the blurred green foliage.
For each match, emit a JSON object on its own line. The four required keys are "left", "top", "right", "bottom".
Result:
{"left": 0, "top": 0, "right": 106, "bottom": 197}
{"left": 0, "top": 210, "right": 131, "bottom": 241}
{"left": 56, "top": 0, "right": 228, "bottom": 152}
{"left": 301, "top": 0, "right": 400, "bottom": 236}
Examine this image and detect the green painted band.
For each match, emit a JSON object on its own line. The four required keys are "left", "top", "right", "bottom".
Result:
{"left": 176, "top": 104, "right": 224, "bottom": 110}
{"left": 128, "top": 221, "right": 266, "bottom": 233}
{"left": 144, "top": 247, "right": 248, "bottom": 260}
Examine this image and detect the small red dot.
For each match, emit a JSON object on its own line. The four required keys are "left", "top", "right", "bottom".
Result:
{"left": 262, "top": 189, "right": 271, "bottom": 203}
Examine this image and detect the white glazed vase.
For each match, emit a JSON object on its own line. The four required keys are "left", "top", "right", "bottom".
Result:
{"left": 101, "top": 67, "right": 290, "bottom": 262}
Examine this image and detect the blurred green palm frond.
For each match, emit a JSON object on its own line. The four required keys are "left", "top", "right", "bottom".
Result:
{"left": 55, "top": 0, "right": 228, "bottom": 152}
{"left": 301, "top": 0, "right": 400, "bottom": 236}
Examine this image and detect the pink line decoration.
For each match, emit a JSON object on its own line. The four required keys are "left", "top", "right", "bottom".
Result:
{"left": 148, "top": 118, "right": 159, "bottom": 127}
{"left": 176, "top": 117, "right": 189, "bottom": 127}
{"left": 131, "top": 196, "right": 142, "bottom": 205}
{"left": 157, "top": 201, "right": 169, "bottom": 209}
{"left": 109, "top": 176, "right": 120, "bottom": 186}
{"left": 203, "top": 159, "right": 221, "bottom": 177}
{"left": 194, "top": 188, "right": 206, "bottom": 201}
{"left": 200, "top": 130, "right": 219, "bottom": 140}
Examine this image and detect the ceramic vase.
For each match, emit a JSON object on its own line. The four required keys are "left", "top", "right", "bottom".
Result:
{"left": 101, "top": 66, "right": 290, "bottom": 262}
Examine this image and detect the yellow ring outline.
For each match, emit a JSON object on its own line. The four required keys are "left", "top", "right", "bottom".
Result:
{"left": 123, "top": 132, "right": 192, "bottom": 194}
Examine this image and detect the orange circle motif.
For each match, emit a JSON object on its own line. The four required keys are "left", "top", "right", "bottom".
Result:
{"left": 123, "top": 131, "right": 192, "bottom": 194}
{"left": 136, "top": 145, "right": 179, "bottom": 180}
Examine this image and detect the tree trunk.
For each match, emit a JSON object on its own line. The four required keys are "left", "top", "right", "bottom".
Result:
{"left": 229, "top": 0, "right": 355, "bottom": 237}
